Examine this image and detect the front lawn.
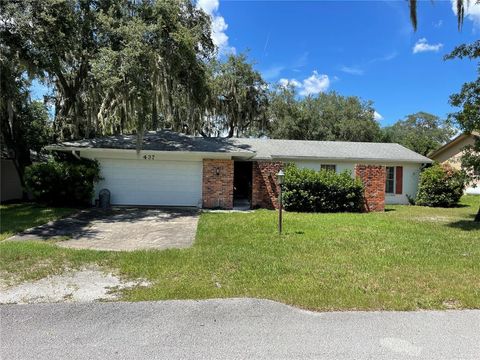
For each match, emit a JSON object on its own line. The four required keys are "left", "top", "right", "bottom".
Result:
{"left": 0, "top": 203, "right": 76, "bottom": 241}
{"left": 0, "top": 196, "right": 479, "bottom": 311}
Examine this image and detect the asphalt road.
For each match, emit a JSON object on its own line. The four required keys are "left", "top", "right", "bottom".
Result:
{"left": 1, "top": 298, "right": 479, "bottom": 360}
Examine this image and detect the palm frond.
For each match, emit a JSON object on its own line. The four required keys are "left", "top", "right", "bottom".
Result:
{"left": 409, "top": 0, "right": 418, "bottom": 31}
{"left": 409, "top": 0, "right": 466, "bottom": 31}
{"left": 457, "top": 0, "right": 466, "bottom": 30}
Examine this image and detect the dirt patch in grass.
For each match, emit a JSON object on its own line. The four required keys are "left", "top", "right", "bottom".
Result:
{"left": 415, "top": 215, "right": 453, "bottom": 222}
{"left": 0, "top": 266, "right": 150, "bottom": 304}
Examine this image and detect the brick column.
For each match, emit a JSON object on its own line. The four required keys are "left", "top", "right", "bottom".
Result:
{"left": 202, "top": 159, "right": 234, "bottom": 209}
{"left": 251, "top": 161, "right": 283, "bottom": 209}
{"left": 355, "top": 164, "right": 386, "bottom": 212}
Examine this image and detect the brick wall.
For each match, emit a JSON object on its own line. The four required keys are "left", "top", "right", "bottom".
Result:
{"left": 251, "top": 161, "right": 283, "bottom": 209}
{"left": 202, "top": 159, "right": 234, "bottom": 209}
{"left": 354, "top": 164, "right": 386, "bottom": 212}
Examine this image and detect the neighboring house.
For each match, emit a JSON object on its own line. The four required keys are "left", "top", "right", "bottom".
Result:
{"left": 429, "top": 132, "right": 480, "bottom": 195}
{"left": 46, "top": 130, "right": 432, "bottom": 211}
{"left": 0, "top": 157, "right": 23, "bottom": 202}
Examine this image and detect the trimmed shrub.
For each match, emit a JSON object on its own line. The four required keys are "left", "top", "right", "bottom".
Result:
{"left": 24, "top": 158, "right": 101, "bottom": 206}
{"left": 415, "top": 163, "right": 467, "bottom": 207}
{"left": 282, "top": 164, "right": 364, "bottom": 212}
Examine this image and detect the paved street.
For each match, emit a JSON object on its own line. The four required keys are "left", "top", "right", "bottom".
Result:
{"left": 1, "top": 298, "right": 479, "bottom": 360}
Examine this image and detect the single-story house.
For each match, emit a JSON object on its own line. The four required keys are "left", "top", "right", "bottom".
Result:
{"left": 429, "top": 132, "right": 480, "bottom": 195}
{"left": 46, "top": 130, "right": 432, "bottom": 211}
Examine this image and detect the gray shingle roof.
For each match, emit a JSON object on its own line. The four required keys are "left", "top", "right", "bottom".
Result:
{"left": 229, "top": 138, "right": 433, "bottom": 163}
{"left": 47, "top": 130, "right": 253, "bottom": 155}
{"left": 47, "top": 130, "right": 432, "bottom": 163}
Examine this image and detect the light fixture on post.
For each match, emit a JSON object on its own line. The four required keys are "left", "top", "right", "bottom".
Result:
{"left": 277, "top": 170, "right": 285, "bottom": 234}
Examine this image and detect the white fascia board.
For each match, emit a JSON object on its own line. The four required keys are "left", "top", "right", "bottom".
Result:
{"left": 45, "top": 146, "right": 254, "bottom": 160}
{"left": 270, "top": 155, "right": 432, "bottom": 164}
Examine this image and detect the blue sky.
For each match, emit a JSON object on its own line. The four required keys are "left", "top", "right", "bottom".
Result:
{"left": 198, "top": 0, "right": 479, "bottom": 126}
{"left": 32, "top": 0, "right": 479, "bottom": 127}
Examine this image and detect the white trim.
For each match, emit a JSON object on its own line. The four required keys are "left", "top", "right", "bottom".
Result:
{"left": 45, "top": 146, "right": 431, "bottom": 164}
{"left": 271, "top": 154, "right": 431, "bottom": 164}
{"left": 45, "top": 146, "right": 254, "bottom": 160}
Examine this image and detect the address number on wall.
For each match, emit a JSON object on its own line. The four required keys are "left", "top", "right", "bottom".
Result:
{"left": 143, "top": 154, "right": 155, "bottom": 160}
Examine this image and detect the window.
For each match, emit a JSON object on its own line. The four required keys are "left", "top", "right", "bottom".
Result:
{"left": 385, "top": 166, "right": 395, "bottom": 194}
{"left": 320, "top": 164, "right": 336, "bottom": 172}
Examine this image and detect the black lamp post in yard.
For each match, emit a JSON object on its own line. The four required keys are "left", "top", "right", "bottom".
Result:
{"left": 277, "top": 169, "right": 285, "bottom": 234}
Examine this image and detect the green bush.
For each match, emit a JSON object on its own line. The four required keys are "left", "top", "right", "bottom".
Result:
{"left": 415, "top": 163, "right": 467, "bottom": 207}
{"left": 24, "top": 158, "right": 101, "bottom": 206}
{"left": 282, "top": 164, "right": 364, "bottom": 212}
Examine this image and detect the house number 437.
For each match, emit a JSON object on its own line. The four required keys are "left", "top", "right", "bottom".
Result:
{"left": 143, "top": 154, "right": 155, "bottom": 160}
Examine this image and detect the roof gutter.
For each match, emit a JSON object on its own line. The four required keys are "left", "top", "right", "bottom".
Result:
{"left": 270, "top": 154, "right": 433, "bottom": 164}
{"left": 45, "top": 145, "right": 255, "bottom": 159}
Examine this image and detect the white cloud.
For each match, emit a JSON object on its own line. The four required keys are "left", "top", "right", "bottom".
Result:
{"left": 197, "top": 0, "right": 218, "bottom": 14}
{"left": 278, "top": 71, "right": 330, "bottom": 96}
{"left": 451, "top": 0, "right": 480, "bottom": 29}
{"left": 278, "top": 78, "right": 301, "bottom": 88}
{"left": 301, "top": 71, "right": 330, "bottom": 96}
{"left": 374, "top": 111, "right": 384, "bottom": 121}
{"left": 434, "top": 19, "right": 443, "bottom": 28}
{"left": 197, "top": 0, "right": 235, "bottom": 55}
{"left": 412, "top": 38, "right": 443, "bottom": 54}
{"left": 340, "top": 66, "right": 364, "bottom": 75}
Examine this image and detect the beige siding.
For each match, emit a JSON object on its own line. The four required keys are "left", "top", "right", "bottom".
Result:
{"left": 431, "top": 136, "right": 476, "bottom": 170}
{"left": 431, "top": 135, "right": 479, "bottom": 194}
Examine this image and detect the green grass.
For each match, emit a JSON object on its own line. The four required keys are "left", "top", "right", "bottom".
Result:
{"left": 0, "top": 203, "right": 76, "bottom": 241}
{"left": 0, "top": 196, "right": 479, "bottom": 311}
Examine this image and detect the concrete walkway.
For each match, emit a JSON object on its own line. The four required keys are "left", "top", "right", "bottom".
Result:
{"left": 1, "top": 299, "right": 479, "bottom": 360}
{"left": 8, "top": 208, "right": 199, "bottom": 251}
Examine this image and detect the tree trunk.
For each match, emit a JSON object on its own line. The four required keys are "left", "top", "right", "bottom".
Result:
{"left": 2, "top": 99, "right": 31, "bottom": 199}
{"left": 475, "top": 206, "right": 480, "bottom": 222}
{"left": 152, "top": 93, "right": 158, "bottom": 130}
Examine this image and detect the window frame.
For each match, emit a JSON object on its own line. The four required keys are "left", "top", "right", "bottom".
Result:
{"left": 385, "top": 166, "right": 395, "bottom": 194}
{"left": 320, "top": 164, "right": 337, "bottom": 172}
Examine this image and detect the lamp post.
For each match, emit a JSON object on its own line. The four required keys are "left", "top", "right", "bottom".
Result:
{"left": 277, "top": 170, "right": 285, "bottom": 234}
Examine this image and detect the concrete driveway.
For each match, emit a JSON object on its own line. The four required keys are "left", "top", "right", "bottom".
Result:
{"left": 1, "top": 299, "right": 479, "bottom": 360}
{"left": 9, "top": 208, "right": 199, "bottom": 251}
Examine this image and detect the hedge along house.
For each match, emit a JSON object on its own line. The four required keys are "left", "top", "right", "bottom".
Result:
{"left": 46, "top": 130, "right": 432, "bottom": 211}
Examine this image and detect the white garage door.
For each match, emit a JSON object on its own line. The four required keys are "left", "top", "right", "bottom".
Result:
{"left": 95, "top": 158, "right": 202, "bottom": 206}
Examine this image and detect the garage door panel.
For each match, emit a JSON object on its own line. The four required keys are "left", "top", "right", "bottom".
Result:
{"left": 95, "top": 159, "right": 202, "bottom": 206}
